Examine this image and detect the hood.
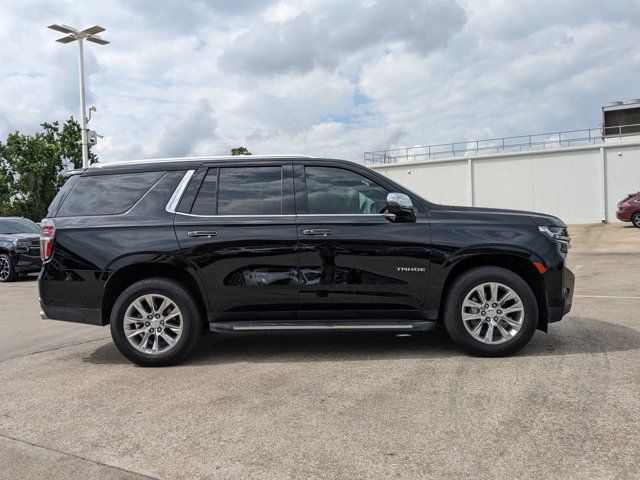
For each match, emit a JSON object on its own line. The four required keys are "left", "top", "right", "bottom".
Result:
{"left": 433, "top": 204, "right": 566, "bottom": 228}
{"left": 0, "top": 232, "right": 40, "bottom": 243}
{"left": 619, "top": 192, "right": 640, "bottom": 204}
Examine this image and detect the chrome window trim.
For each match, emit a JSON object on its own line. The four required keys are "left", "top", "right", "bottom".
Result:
{"left": 165, "top": 170, "right": 195, "bottom": 214}
{"left": 297, "top": 214, "right": 389, "bottom": 218}
{"left": 176, "top": 212, "right": 296, "bottom": 218}
{"left": 174, "top": 212, "right": 390, "bottom": 219}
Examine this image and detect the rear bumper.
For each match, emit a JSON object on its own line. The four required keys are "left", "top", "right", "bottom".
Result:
{"left": 38, "top": 262, "right": 106, "bottom": 325}
{"left": 39, "top": 300, "right": 103, "bottom": 325}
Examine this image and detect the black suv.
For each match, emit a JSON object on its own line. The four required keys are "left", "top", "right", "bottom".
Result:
{"left": 0, "top": 217, "right": 42, "bottom": 282}
{"left": 39, "top": 156, "right": 574, "bottom": 366}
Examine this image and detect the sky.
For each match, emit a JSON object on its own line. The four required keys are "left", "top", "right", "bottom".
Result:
{"left": 1, "top": 0, "right": 639, "bottom": 163}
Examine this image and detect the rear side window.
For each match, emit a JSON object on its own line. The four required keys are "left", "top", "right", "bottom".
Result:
{"left": 190, "top": 168, "right": 218, "bottom": 215}
{"left": 47, "top": 174, "right": 79, "bottom": 217}
{"left": 57, "top": 171, "right": 164, "bottom": 216}
{"left": 218, "top": 167, "right": 282, "bottom": 215}
{"left": 190, "top": 166, "right": 283, "bottom": 215}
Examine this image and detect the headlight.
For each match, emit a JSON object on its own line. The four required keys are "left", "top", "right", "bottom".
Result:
{"left": 12, "top": 239, "right": 29, "bottom": 253}
{"left": 538, "top": 226, "right": 571, "bottom": 252}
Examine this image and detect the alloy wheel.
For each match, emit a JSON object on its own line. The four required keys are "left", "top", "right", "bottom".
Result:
{"left": 461, "top": 282, "right": 524, "bottom": 344}
{"left": 0, "top": 257, "right": 10, "bottom": 281}
{"left": 633, "top": 214, "right": 640, "bottom": 228}
{"left": 123, "top": 294, "right": 183, "bottom": 354}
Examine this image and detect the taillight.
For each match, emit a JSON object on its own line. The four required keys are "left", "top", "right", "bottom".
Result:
{"left": 40, "top": 219, "right": 55, "bottom": 261}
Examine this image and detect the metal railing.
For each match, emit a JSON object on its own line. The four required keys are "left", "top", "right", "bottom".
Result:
{"left": 363, "top": 124, "right": 640, "bottom": 165}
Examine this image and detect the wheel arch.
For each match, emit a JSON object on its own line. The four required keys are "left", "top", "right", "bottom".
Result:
{"left": 101, "top": 261, "right": 208, "bottom": 327}
{"left": 438, "top": 252, "right": 549, "bottom": 332}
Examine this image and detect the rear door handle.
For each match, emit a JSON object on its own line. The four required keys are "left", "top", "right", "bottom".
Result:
{"left": 187, "top": 231, "right": 218, "bottom": 238}
{"left": 302, "top": 229, "right": 334, "bottom": 236}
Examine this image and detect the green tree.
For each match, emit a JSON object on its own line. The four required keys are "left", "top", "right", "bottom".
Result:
{"left": 0, "top": 117, "right": 97, "bottom": 221}
{"left": 231, "top": 146, "right": 251, "bottom": 156}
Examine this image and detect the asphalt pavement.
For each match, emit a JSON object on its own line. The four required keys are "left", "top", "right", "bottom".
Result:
{"left": 1, "top": 223, "right": 638, "bottom": 480}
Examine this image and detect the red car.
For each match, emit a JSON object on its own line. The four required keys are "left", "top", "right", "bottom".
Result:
{"left": 616, "top": 192, "right": 640, "bottom": 227}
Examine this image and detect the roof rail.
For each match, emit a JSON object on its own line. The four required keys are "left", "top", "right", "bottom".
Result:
{"left": 90, "top": 154, "right": 315, "bottom": 168}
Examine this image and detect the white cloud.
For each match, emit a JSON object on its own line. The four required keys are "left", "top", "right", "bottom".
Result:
{"left": 0, "top": 0, "right": 639, "bottom": 163}
{"left": 219, "top": 0, "right": 466, "bottom": 74}
{"left": 156, "top": 99, "right": 217, "bottom": 158}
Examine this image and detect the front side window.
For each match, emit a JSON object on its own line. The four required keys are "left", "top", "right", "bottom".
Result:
{"left": 305, "top": 166, "right": 388, "bottom": 215}
{"left": 217, "top": 167, "right": 283, "bottom": 215}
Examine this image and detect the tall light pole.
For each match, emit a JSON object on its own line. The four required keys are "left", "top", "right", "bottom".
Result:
{"left": 48, "top": 24, "right": 109, "bottom": 168}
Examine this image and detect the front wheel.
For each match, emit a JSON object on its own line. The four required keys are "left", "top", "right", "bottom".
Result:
{"left": 0, "top": 254, "right": 16, "bottom": 283}
{"left": 632, "top": 213, "right": 640, "bottom": 228}
{"left": 443, "top": 266, "right": 538, "bottom": 356}
{"left": 110, "top": 278, "right": 202, "bottom": 366}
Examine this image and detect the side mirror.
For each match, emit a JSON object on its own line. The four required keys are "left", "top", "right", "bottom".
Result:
{"left": 386, "top": 192, "right": 416, "bottom": 222}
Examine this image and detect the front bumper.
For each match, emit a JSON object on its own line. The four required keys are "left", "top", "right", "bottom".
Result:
{"left": 616, "top": 210, "right": 633, "bottom": 222}
{"left": 13, "top": 251, "right": 42, "bottom": 273}
{"left": 547, "top": 266, "right": 574, "bottom": 323}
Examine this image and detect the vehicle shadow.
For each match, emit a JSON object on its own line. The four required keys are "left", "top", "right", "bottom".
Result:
{"left": 14, "top": 274, "right": 38, "bottom": 282}
{"left": 85, "top": 316, "right": 640, "bottom": 367}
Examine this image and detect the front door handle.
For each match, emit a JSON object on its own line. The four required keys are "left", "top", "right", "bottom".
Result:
{"left": 187, "top": 231, "right": 218, "bottom": 238}
{"left": 302, "top": 229, "right": 334, "bottom": 237}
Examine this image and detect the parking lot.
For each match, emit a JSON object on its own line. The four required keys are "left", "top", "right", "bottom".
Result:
{"left": 0, "top": 223, "right": 639, "bottom": 480}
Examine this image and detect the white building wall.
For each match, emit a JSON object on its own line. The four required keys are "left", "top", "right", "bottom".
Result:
{"left": 381, "top": 159, "right": 469, "bottom": 206}
{"left": 605, "top": 145, "right": 640, "bottom": 220}
{"left": 371, "top": 142, "right": 640, "bottom": 224}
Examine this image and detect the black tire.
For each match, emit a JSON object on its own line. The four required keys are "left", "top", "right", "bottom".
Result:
{"left": 632, "top": 213, "right": 640, "bottom": 228}
{"left": 442, "top": 266, "right": 538, "bottom": 357}
{"left": 0, "top": 254, "right": 16, "bottom": 283}
{"left": 110, "top": 278, "right": 203, "bottom": 367}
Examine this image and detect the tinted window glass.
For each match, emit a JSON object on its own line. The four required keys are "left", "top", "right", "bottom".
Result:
{"left": 47, "top": 175, "right": 79, "bottom": 217}
{"left": 305, "top": 167, "right": 388, "bottom": 215}
{"left": 0, "top": 218, "right": 40, "bottom": 234}
{"left": 190, "top": 168, "right": 218, "bottom": 215}
{"left": 218, "top": 167, "right": 282, "bottom": 215}
{"left": 57, "top": 171, "right": 164, "bottom": 216}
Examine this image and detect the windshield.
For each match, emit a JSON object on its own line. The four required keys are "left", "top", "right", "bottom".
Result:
{"left": 0, "top": 218, "right": 40, "bottom": 235}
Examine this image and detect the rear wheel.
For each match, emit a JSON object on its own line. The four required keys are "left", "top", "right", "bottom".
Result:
{"left": 0, "top": 254, "right": 16, "bottom": 283}
{"left": 110, "top": 278, "right": 202, "bottom": 366}
{"left": 443, "top": 266, "right": 538, "bottom": 356}
{"left": 632, "top": 213, "right": 640, "bottom": 228}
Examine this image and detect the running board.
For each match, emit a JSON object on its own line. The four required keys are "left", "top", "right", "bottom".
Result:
{"left": 209, "top": 320, "right": 438, "bottom": 332}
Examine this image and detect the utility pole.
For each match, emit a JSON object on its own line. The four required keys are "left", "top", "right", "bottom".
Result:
{"left": 48, "top": 24, "right": 109, "bottom": 168}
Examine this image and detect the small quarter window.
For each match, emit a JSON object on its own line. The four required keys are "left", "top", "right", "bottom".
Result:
{"left": 57, "top": 171, "right": 164, "bottom": 216}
